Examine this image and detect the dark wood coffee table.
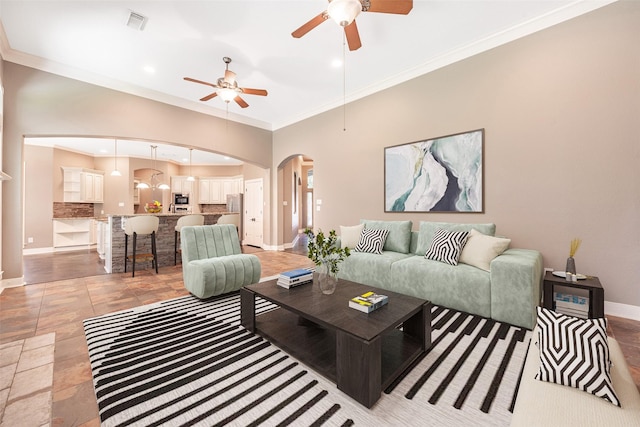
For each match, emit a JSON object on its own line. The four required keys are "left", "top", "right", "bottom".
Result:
{"left": 240, "top": 275, "right": 431, "bottom": 408}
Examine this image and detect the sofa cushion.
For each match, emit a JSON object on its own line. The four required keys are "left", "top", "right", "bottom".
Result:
{"left": 535, "top": 307, "right": 620, "bottom": 406}
{"left": 361, "top": 220, "right": 412, "bottom": 254}
{"left": 338, "top": 251, "right": 413, "bottom": 289}
{"left": 340, "top": 223, "right": 364, "bottom": 248}
{"left": 459, "top": 228, "right": 511, "bottom": 271}
{"left": 415, "top": 221, "right": 496, "bottom": 256}
{"left": 389, "top": 255, "right": 492, "bottom": 318}
{"left": 424, "top": 228, "right": 469, "bottom": 265}
{"left": 354, "top": 228, "right": 389, "bottom": 254}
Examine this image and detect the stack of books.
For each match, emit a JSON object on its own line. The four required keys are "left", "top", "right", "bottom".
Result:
{"left": 277, "top": 268, "right": 313, "bottom": 289}
{"left": 554, "top": 291, "right": 589, "bottom": 318}
{"left": 349, "top": 291, "right": 389, "bottom": 313}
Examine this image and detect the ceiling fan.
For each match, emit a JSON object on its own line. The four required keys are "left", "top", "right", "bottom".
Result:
{"left": 292, "top": 0, "right": 413, "bottom": 51}
{"left": 183, "top": 57, "right": 268, "bottom": 108}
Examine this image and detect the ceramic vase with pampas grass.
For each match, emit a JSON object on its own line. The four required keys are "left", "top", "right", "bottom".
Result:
{"left": 566, "top": 238, "right": 582, "bottom": 274}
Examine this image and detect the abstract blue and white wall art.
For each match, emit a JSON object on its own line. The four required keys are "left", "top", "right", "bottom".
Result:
{"left": 385, "top": 129, "right": 484, "bottom": 213}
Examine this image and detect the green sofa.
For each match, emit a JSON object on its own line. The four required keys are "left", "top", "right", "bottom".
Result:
{"left": 337, "top": 220, "right": 543, "bottom": 329}
{"left": 181, "top": 224, "right": 261, "bottom": 299}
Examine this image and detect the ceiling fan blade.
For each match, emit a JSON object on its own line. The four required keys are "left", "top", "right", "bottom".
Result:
{"left": 367, "top": 0, "right": 413, "bottom": 14}
{"left": 200, "top": 92, "right": 218, "bottom": 102}
{"left": 292, "top": 12, "right": 328, "bottom": 38}
{"left": 241, "top": 88, "right": 268, "bottom": 96}
{"left": 234, "top": 96, "right": 249, "bottom": 108}
{"left": 344, "top": 20, "right": 362, "bottom": 51}
{"left": 224, "top": 69, "right": 236, "bottom": 84}
{"left": 184, "top": 77, "right": 217, "bottom": 88}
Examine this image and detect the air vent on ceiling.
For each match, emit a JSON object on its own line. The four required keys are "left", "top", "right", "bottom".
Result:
{"left": 126, "top": 10, "right": 147, "bottom": 31}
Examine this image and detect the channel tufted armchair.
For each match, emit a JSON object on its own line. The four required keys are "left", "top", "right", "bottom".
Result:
{"left": 180, "top": 224, "right": 261, "bottom": 299}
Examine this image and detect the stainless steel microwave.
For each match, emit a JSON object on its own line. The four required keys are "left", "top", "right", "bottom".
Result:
{"left": 173, "top": 193, "right": 189, "bottom": 205}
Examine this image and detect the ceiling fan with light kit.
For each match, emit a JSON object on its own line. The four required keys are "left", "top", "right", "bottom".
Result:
{"left": 183, "top": 57, "right": 268, "bottom": 108}
{"left": 292, "top": 0, "right": 413, "bottom": 51}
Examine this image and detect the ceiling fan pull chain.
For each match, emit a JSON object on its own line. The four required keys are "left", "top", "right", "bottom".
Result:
{"left": 343, "top": 31, "right": 347, "bottom": 132}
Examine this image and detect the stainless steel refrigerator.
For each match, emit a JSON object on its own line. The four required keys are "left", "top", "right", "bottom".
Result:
{"left": 226, "top": 193, "right": 243, "bottom": 240}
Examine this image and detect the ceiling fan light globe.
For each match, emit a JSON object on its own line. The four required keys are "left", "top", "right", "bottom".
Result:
{"left": 217, "top": 88, "right": 237, "bottom": 102}
{"left": 137, "top": 182, "right": 150, "bottom": 189}
{"left": 158, "top": 183, "right": 171, "bottom": 190}
{"left": 328, "top": 0, "right": 361, "bottom": 27}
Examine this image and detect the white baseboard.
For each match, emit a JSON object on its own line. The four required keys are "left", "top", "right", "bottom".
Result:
{"left": 605, "top": 301, "right": 640, "bottom": 321}
{"left": 0, "top": 276, "right": 25, "bottom": 293}
{"left": 23, "top": 247, "right": 54, "bottom": 255}
{"left": 23, "top": 245, "right": 97, "bottom": 255}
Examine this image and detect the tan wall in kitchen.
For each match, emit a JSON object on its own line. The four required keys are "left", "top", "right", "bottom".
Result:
{"left": 24, "top": 145, "right": 55, "bottom": 249}
{"left": 272, "top": 2, "right": 640, "bottom": 308}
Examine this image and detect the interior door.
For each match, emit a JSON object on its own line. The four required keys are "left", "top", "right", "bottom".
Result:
{"left": 244, "top": 178, "right": 263, "bottom": 247}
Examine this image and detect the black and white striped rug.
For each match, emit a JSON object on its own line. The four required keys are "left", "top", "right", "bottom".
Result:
{"left": 83, "top": 293, "right": 531, "bottom": 426}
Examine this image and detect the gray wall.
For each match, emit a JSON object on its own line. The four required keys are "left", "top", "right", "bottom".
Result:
{"left": 272, "top": 1, "right": 640, "bottom": 308}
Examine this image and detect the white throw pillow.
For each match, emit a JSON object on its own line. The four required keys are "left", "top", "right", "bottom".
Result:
{"left": 459, "top": 228, "right": 511, "bottom": 271}
{"left": 340, "top": 224, "right": 364, "bottom": 248}
{"left": 535, "top": 307, "right": 620, "bottom": 406}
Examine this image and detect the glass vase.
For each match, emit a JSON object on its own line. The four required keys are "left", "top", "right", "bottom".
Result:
{"left": 565, "top": 257, "right": 576, "bottom": 274}
{"left": 316, "top": 261, "right": 338, "bottom": 295}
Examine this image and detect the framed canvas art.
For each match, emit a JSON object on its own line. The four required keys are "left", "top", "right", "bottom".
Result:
{"left": 384, "top": 129, "right": 484, "bottom": 213}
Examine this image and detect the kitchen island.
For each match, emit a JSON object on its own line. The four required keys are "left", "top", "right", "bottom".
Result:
{"left": 104, "top": 213, "right": 224, "bottom": 274}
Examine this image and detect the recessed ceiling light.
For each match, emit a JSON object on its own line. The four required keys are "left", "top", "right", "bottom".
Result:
{"left": 331, "top": 58, "right": 343, "bottom": 68}
{"left": 143, "top": 66, "right": 156, "bottom": 74}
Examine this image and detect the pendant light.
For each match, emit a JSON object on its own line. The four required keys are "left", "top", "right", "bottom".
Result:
{"left": 153, "top": 145, "right": 171, "bottom": 190}
{"left": 110, "top": 139, "right": 122, "bottom": 177}
{"left": 136, "top": 145, "right": 170, "bottom": 190}
{"left": 136, "top": 144, "right": 152, "bottom": 189}
{"left": 187, "top": 148, "right": 195, "bottom": 182}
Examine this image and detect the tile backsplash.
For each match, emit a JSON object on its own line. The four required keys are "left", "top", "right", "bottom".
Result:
{"left": 53, "top": 202, "right": 95, "bottom": 218}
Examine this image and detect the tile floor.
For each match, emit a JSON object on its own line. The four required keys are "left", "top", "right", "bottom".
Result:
{"left": 1, "top": 246, "right": 639, "bottom": 426}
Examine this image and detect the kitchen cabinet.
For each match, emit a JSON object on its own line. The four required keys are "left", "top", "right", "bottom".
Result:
{"left": 133, "top": 179, "right": 140, "bottom": 205}
{"left": 62, "top": 167, "right": 104, "bottom": 203}
{"left": 199, "top": 178, "right": 223, "bottom": 204}
{"left": 53, "top": 218, "right": 93, "bottom": 248}
{"left": 171, "top": 176, "right": 195, "bottom": 195}
{"left": 198, "top": 176, "right": 243, "bottom": 204}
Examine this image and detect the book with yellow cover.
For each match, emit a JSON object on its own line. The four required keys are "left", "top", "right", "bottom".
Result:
{"left": 349, "top": 291, "right": 388, "bottom": 313}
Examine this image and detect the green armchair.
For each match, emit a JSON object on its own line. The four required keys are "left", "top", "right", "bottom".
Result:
{"left": 180, "top": 224, "right": 261, "bottom": 298}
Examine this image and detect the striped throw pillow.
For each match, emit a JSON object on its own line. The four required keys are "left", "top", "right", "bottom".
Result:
{"left": 424, "top": 228, "right": 469, "bottom": 265}
{"left": 535, "top": 307, "right": 620, "bottom": 406}
{"left": 354, "top": 228, "right": 389, "bottom": 254}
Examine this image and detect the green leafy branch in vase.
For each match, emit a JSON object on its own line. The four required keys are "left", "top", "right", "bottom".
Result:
{"left": 303, "top": 228, "right": 351, "bottom": 274}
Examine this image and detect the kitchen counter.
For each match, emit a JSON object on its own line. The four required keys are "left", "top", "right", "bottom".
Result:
{"left": 105, "top": 213, "right": 226, "bottom": 274}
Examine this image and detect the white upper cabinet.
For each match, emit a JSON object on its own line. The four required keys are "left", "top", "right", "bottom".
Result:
{"left": 171, "top": 176, "right": 195, "bottom": 195}
{"left": 62, "top": 167, "right": 104, "bottom": 203}
{"left": 198, "top": 176, "right": 242, "bottom": 204}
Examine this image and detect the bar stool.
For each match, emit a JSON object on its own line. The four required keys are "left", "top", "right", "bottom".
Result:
{"left": 175, "top": 214, "right": 205, "bottom": 265}
{"left": 124, "top": 216, "right": 159, "bottom": 277}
